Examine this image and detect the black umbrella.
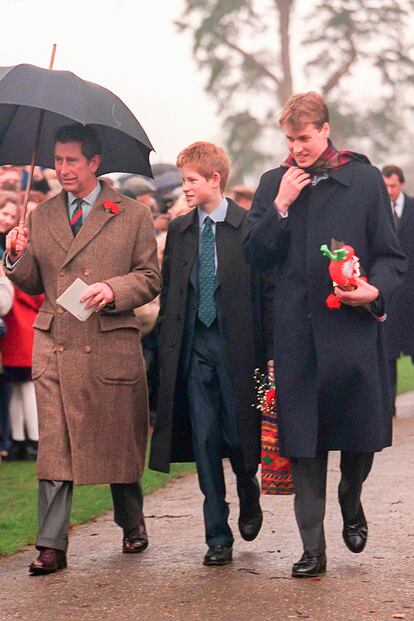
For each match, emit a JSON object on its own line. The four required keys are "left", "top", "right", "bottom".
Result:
{"left": 0, "top": 63, "right": 154, "bottom": 177}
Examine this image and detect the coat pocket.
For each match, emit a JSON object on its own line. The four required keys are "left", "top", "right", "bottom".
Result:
{"left": 97, "top": 314, "right": 142, "bottom": 384}
{"left": 32, "top": 312, "right": 54, "bottom": 379}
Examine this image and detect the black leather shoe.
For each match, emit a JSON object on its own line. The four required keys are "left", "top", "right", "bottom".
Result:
{"left": 29, "top": 548, "right": 67, "bottom": 575}
{"left": 342, "top": 505, "right": 368, "bottom": 553}
{"left": 203, "top": 545, "right": 233, "bottom": 566}
{"left": 123, "top": 518, "right": 148, "bottom": 553}
{"left": 238, "top": 500, "right": 263, "bottom": 541}
{"left": 291, "top": 551, "right": 327, "bottom": 578}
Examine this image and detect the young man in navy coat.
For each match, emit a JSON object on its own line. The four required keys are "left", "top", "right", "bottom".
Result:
{"left": 244, "top": 92, "right": 406, "bottom": 578}
{"left": 150, "top": 142, "right": 273, "bottom": 566}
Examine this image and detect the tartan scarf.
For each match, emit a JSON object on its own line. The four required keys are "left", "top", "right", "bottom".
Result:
{"left": 282, "top": 139, "right": 370, "bottom": 175}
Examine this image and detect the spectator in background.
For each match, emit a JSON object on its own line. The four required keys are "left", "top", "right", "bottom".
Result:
{"left": 24, "top": 191, "right": 47, "bottom": 218}
{"left": 2, "top": 287, "right": 43, "bottom": 460}
{"left": 0, "top": 166, "right": 22, "bottom": 191}
{"left": 120, "top": 175, "right": 158, "bottom": 211}
{"left": 230, "top": 185, "right": 255, "bottom": 210}
{"left": 382, "top": 164, "right": 414, "bottom": 415}
{"left": 0, "top": 191, "right": 20, "bottom": 459}
{"left": 0, "top": 263, "right": 14, "bottom": 459}
{"left": 0, "top": 192, "right": 21, "bottom": 250}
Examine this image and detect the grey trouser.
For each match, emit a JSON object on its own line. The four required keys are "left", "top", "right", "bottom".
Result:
{"left": 291, "top": 451, "right": 374, "bottom": 556}
{"left": 36, "top": 480, "right": 144, "bottom": 552}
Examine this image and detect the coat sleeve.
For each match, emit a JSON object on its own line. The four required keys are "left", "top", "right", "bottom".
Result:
{"left": 3, "top": 212, "right": 44, "bottom": 296}
{"left": 104, "top": 206, "right": 161, "bottom": 313}
{"left": 243, "top": 169, "right": 291, "bottom": 271}
{"left": 365, "top": 167, "right": 407, "bottom": 314}
{"left": 157, "top": 223, "right": 174, "bottom": 329}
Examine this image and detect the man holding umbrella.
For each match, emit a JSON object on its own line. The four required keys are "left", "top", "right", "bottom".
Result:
{"left": 5, "top": 124, "right": 161, "bottom": 574}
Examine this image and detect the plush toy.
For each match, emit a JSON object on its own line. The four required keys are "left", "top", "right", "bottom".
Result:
{"left": 320, "top": 241, "right": 366, "bottom": 309}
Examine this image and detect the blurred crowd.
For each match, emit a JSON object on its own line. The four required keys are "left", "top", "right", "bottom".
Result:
{"left": 0, "top": 162, "right": 255, "bottom": 461}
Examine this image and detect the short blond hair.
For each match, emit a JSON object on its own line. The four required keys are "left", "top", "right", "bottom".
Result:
{"left": 278, "top": 91, "right": 329, "bottom": 130}
{"left": 176, "top": 141, "right": 230, "bottom": 192}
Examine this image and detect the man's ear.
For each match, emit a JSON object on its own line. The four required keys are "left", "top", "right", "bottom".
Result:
{"left": 211, "top": 171, "right": 221, "bottom": 189}
{"left": 321, "top": 122, "right": 330, "bottom": 139}
{"left": 89, "top": 154, "right": 101, "bottom": 174}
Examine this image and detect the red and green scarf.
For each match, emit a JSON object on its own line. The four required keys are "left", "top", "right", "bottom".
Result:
{"left": 282, "top": 139, "right": 370, "bottom": 175}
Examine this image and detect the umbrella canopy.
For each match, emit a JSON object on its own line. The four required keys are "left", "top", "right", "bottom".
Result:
{"left": 0, "top": 64, "right": 154, "bottom": 176}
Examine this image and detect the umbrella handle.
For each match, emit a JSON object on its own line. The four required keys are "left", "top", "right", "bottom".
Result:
{"left": 10, "top": 44, "right": 56, "bottom": 256}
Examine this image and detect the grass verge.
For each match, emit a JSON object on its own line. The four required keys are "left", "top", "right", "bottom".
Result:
{"left": 0, "top": 461, "right": 194, "bottom": 556}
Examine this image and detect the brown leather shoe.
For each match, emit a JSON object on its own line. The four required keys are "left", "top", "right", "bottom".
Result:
{"left": 122, "top": 518, "right": 148, "bottom": 553}
{"left": 29, "top": 547, "right": 67, "bottom": 575}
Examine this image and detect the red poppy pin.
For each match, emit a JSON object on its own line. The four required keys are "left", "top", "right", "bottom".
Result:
{"left": 103, "top": 200, "right": 120, "bottom": 215}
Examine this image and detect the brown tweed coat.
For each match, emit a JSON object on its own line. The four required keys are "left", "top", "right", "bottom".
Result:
{"left": 5, "top": 182, "right": 161, "bottom": 484}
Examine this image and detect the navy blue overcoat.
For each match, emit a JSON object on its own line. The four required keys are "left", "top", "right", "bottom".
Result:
{"left": 244, "top": 161, "right": 406, "bottom": 457}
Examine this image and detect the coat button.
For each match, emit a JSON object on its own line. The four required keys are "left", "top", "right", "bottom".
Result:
{"left": 57, "top": 306, "right": 64, "bottom": 315}
{"left": 176, "top": 313, "right": 181, "bottom": 321}
{"left": 57, "top": 346, "right": 64, "bottom": 353}
{"left": 84, "top": 345, "right": 92, "bottom": 353}
{"left": 84, "top": 269, "right": 90, "bottom": 276}
{"left": 183, "top": 259, "right": 188, "bottom": 266}
{"left": 59, "top": 270, "right": 65, "bottom": 277}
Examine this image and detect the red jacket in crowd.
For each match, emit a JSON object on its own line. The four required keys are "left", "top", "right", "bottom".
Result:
{"left": 2, "top": 287, "right": 44, "bottom": 368}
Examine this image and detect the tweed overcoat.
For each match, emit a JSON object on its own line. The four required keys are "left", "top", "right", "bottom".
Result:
{"left": 383, "top": 194, "right": 414, "bottom": 358}
{"left": 149, "top": 200, "right": 274, "bottom": 474}
{"left": 5, "top": 182, "right": 161, "bottom": 484}
{"left": 244, "top": 161, "right": 407, "bottom": 458}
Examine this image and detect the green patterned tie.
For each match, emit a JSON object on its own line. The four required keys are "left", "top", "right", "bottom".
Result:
{"left": 198, "top": 216, "right": 216, "bottom": 327}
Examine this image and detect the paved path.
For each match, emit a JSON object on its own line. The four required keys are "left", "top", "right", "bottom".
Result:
{"left": 1, "top": 394, "right": 414, "bottom": 621}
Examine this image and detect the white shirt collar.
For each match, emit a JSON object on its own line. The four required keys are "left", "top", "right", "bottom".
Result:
{"left": 393, "top": 192, "right": 405, "bottom": 218}
{"left": 197, "top": 197, "right": 228, "bottom": 227}
{"left": 68, "top": 181, "right": 101, "bottom": 207}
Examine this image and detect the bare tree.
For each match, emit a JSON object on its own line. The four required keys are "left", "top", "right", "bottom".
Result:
{"left": 177, "top": 0, "right": 414, "bottom": 183}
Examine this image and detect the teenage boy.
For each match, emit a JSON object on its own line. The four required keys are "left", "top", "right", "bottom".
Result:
{"left": 150, "top": 142, "right": 273, "bottom": 566}
{"left": 243, "top": 92, "right": 406, "bottom": 578}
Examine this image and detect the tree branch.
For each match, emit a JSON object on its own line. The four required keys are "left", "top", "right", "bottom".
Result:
{"left": 211, "top": 29, "right": 281, "bottom": 88}
{"left": 321, "top": 25, "right": 357, "bottom": 96}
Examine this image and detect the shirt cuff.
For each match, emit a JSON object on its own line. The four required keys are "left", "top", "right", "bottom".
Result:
{"left": 4, "top": 252, "right": 21, "bottom": 269}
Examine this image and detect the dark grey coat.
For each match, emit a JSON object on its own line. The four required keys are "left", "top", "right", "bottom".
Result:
{"left": 384, "top": 194, "right": 414, "bottom": 359}
{"left": 244, "top": 161, "right": 407, "bottom": 458}
{"left": 149, "top": 201, "right": 274, "bottom": 473}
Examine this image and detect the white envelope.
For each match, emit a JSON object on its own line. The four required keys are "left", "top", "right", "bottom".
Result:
{"left": 56, "top": 277, "right": 95, "bottom": 322}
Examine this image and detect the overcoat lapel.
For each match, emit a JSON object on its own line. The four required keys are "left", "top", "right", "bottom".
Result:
{"left": 61, "top": 184, "right": 124, "bottom": 268}
{"left": 309, "top": 164, "right": 353, "bottom": 213}
{"left": 178, "top": 208, "right": 199, "bottom": 288}
{"left": 398, "top": 195, "right": 410, "bottom": 234}
{"left": 43, "top": 192, "right": 74, "bottom": 254}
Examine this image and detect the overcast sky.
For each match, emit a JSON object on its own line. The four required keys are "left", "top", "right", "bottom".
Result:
{"left": 0, "top": 0, "right": 221, "bottom": 165}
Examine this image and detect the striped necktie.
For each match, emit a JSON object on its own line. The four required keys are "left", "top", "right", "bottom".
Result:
{"left": 198, "top": 216, "right": 216, "bottom": 327}
{"left": 391, "top": 201, "right": 399, "bottom": 228}
{"left": 70, "top": 198, "right": 83, "bottom": 235}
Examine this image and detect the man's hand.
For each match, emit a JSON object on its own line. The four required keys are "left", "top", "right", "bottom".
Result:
{"left": 80, "top": 282, "right": 114, "bottom": 310}
{"left": 6, "top": 227, "right": 29, "bottom": 263}
{"left": 274, "top": 167, "right": 311, "bottom": 215}
{"left": 334, "top": 278, "right": 379, "bottom": 307}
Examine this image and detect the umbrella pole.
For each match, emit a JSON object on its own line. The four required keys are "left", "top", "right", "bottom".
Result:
{"left": 10, "top": 44, "right": 57, "bottom": 255}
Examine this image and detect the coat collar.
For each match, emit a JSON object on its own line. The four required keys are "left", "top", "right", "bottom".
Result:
{"left": 42, "top": 181, "right": 125, "bottom": 267}
{"left": 177, "top": 198, "right": 245, "bottom": 232}
{"left": 328, "top": 162, "right": 354, "bottom": 186}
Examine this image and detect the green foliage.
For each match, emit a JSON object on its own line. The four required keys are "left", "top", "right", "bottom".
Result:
{"left": 397, "top": 355, "right": 414, "bottom": 395}
{"left": 0, "top": 461, "right": 194, "bottom": 556}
